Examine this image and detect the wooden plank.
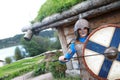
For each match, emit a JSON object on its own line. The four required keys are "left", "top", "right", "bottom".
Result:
{"left": 57, "top": 27, "right": 67, "bottom": 54}
{"left": 89, "top": 10, "right": 120, "bottom": 29}
{"left": 64, "top": 26, "right": 74, "bottom": 36}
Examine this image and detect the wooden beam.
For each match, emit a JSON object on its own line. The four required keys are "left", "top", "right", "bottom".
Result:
{"left": 57, "top": 27, "right": 73, "bottom": 70}
{"left": 22, "top": 0, "right": 116, "bottom": 32}
{"left": 34, "top": 1, "right": 120, "bottom": 32}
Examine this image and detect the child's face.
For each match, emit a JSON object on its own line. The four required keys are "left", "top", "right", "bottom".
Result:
{"left": 78, "top": 27, "right": 88, "bottom": 37}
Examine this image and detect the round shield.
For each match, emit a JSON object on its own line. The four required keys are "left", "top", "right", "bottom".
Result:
{"left": 83, "top": 24, "right": 120, "bottom": 80}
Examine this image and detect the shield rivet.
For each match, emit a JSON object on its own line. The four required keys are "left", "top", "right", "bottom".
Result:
{"left": 104, "top": 47, "right": 119, "bottom": 61}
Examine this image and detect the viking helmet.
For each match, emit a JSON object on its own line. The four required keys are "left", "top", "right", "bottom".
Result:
{"left": 74, "top": 19, "right": 90, "bottom": 39}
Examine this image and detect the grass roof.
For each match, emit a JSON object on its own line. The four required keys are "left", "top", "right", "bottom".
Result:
{"left": 33, "top": 0, "right": 86, "bottom": 23}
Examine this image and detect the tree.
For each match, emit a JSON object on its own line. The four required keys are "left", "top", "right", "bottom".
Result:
{"left": 50, "top": 31, "right": 61, "bottom": 49}
{"left": 20, "top": 30, "right": 61, "bottom": 57}
{"left": 5, "top": 57, "right": 12, "bottom": 64}
{"left": 20, "top": 36, "right": 50, "bottom": 57}
{"left": 14, "top": 47, "right": 23, "bottom": 60}
{"left": 39, "top": 30, "right": 55, "bottom": 38}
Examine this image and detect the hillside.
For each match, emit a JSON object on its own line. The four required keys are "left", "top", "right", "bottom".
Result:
{"left": 0, "top": 34, "right": 24, "bottom": 49}
{"left": 0, "top": 30, "right": 55, "bottom": 49}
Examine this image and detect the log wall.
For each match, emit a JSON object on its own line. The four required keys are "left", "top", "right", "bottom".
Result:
{"left": 59, "top": 10, "right": 120, "bottom": 50}
{"left": 89, "top": 10, "right": 120, "bottom": 29}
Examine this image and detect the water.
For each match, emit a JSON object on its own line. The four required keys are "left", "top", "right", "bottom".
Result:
{"left": 0, "top": 45, "right": 22, "bottom": 61}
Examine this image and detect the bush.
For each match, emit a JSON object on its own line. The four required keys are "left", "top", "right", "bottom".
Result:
{"left": 48, "top": 61, "right": 66, "bottom": 78}
{"left": 33, "top": 51, "right": 67, "bottom": 78}
{"left": 33, "top": 62, "right": 46, "bottom": 76}
{"left": 5, "top": 57, "right": 12, "bottom": 64}
{"left": 14, "top": 47, "right": 23, "bottom": 60}
{"left": 46, "top": 51, "right": 66, "bottom": 78}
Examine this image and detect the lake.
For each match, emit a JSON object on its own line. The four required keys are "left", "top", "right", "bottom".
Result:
{"left": 0, "top": 45, "right": 22, "bottom": 61}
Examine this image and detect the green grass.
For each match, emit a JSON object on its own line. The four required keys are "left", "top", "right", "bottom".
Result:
{"left": 34, "top": 0, "right": 86, "bottom": 22}
{"left": 0, "top": 55, "right": 45, "bottom": 79}
{"left": 0, "top": 51, "right": 82, "bottom": 80}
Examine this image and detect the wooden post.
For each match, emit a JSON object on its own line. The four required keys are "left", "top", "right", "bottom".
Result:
{"left": 57, "top": 27, "right": 73, "bottom": 70}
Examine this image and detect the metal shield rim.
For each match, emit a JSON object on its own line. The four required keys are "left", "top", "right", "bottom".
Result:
{"left": 82, "top": 24, "right": 120, "bottom": 80}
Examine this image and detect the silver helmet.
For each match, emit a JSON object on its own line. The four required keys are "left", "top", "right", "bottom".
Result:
{"left": 74, "top": 19, "right": 90, "bottom": 39}
{"left": 74, "top": 19, "right": 89, "bottom": 32}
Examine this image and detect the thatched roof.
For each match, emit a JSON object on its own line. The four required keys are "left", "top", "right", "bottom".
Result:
{"left": 22, "top": 0, "right": 120, "bottom": 33}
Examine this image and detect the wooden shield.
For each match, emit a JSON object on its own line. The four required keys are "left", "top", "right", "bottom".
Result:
{"left": 83, "top": 24, "right": 120, "bottom": 80}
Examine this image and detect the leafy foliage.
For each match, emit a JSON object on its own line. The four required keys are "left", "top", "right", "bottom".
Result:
{"left": 20, "top": 29, "right": 61, "bottom": 57}
{"left": 20, "top": 36, "right": 49, "bottom": 56}
{"left": 48, "top": 61, "right": 66, "bottom": 78}
{"left": 34, "top": 0, "right": 86, "bottom": 22}
{"left": 39, "top": 30, "right": 55, "bottom": 38}
{"left": 47, "top": 52, "right": 66, "bottom": 78}
{"left": 14, "top": 47, "right": 23, "bottom": 60}
{"left": 50, "top": 37, "right": 61, "bottom": 50}
{"left": 48, "top": 30, "right": 61, "bottom": 50}
{"left": 5, "top": 57, "right": 12, "bottom": 64}
{"left": 33, "top": 62, "right": 46, "bottom": 76}
{"left": 33, "top": 51, "right": 66, "bottom": 78}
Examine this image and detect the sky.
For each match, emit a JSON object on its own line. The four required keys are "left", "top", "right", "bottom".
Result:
{"left": 0, "top": 0, "right": 46, "bottom": 39}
